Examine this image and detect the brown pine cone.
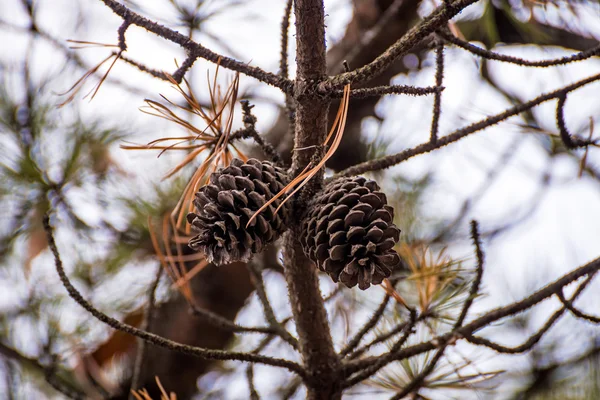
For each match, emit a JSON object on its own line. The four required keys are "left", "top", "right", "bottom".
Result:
{"left": 300, "top": 176, "right": 401, "bottom": 290}
{"left": 187, "top": 158, "right": 291, "bottom": 265}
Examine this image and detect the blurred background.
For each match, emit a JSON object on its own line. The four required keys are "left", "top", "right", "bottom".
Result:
{"left": 0, "top": 0, "right": 599, "bottom": 399}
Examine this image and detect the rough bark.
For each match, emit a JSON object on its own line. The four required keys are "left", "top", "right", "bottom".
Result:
{"left": 281, "top": 1, "right": 340, "bottom": 399}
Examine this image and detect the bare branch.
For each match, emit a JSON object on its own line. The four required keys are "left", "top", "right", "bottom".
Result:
{"left": 248, "top": 263, "right": 300, "bottom": 351}
{"left": 439, "top": 30, "right": 600, "bottom": 67}
{"left": 280, "top": 0, "right": 296, "bottom": 135}
{"left": 119, "top": 53, "right": 169, "bottom": 80}
{"left": 343, "top": 256, "right": 600, "bottom": 382}
{"left": 330, "top": 85, "right": 440, "bottom": 99}
{"left": 43, "top": 213, "right": 305, "bottom": 377}
{"left": 246, "top": 365, "right": 260, "bottom": 400}
{"left": 465, "top": 274, "right": 594, "bottom": 353}
{"left": 454, "top": 220, "right": 485, "bottom": 329}
{"left": 339, "top": 294, "right": 391, "bottom": 358}
{"left": 336, "top": 72, "right": 600, "bottom": 177}
{"left": 239, "top": 100, "right": 284, "bottom": 165}
{"left": 330, "top": 0, "right": 406, "bottom": 75}
{"left": 129, "top": 265, "right": 163, "bottom": 398}
{"left": 319, "top": 0, "right": 479, "bottom": 90}
{"left": 430, "top": 39, "right": 445, "bottom": 143}
{"left": 556, "top": 94, "right": 595, "bottom": 149}
{"left": 280, "top": 0, "right": 293, "bottom": 79}
{"left": 98, "top": 0, "right": 294, "bottom": 91}
{"left": 557, "top": 280, "right": 600, "bottom": 324}
{"left": 348, "top": 320, "right": 411, "bottom": 360}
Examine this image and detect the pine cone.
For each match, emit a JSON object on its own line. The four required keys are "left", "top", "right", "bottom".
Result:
{"left": 187, "top": 158, "right": 291, "bottom": 265}
{"left": 300, "top": 176, "right": 401, "bottom": 290}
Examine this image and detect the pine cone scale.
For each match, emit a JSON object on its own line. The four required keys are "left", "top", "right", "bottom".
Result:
{"left": 187, "top": 158, "right": 291, "bottom": 265}
{"left": 300, "top": 176, "right": 401, "bottom": 290}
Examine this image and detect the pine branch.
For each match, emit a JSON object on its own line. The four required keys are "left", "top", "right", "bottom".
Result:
{"left": 129, "top": 265, "right": 163, "bottom": 398}
{"left": 439, "top": 29, "right": 600, "bottom": 67}
{"left": 248, "top": 263, "right": 299, "bottom": 351}
{"left": 336, "top": 72, "right": 600, "bottom": 177}
{"left": 43, "top": 213, "right": 306, "bottom": 377}
{"left": 331, "top": 85, "right": 440, "bottom": 99}
{"left": 388, "top": 221, "right": 486, "bottom": 399}
{"left": 319, "top": 0, "right": 479, "bottom": 91}
{"left": 429, "top": 39, "right": 445, "bottom": 143}
{"left": 282, "top": 1, "right": 341, "bottom": 398}
{"left": 339, "top": 294, "right": 391, "bottom": 358}
{"left": 342, "top": 256, "right": 600, "bottom": 382}
{"left": 98, "top": 0, "right": 294, "bottom": 91}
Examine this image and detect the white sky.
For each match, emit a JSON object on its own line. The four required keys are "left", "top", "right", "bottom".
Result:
{"left": 1, "top": 0, "right": 600, "bottom": 399}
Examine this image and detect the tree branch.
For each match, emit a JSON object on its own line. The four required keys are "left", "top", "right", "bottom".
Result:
{"left": 454, "top": 220, "right": 485, "bottom": 329}
{"left": 43, "top": 214, "right": 305, "bottom": 377}
{"left": 129, "top": 265, "right": 163, "bottom": 398}
{"left": 319, "top": 0, "right": 479, "bottom": 90}
{"left": 339, "top": 294, "right": 391, "bottom": 358}
{"left": 465, "top": 274, "right": 594, "bottom": 353}
{"left": 98, "top": 0, "right": 293, "bottom": 91}
{"left": 281, "top": 1, "right": 340, "bottom": 398}
{"left": 248, "top": 263, "right": 299, "bottom": 350}
{"left": 439, "top": 29, "right": 600, "bottom": 67}
{"left": 331, "top": 85, "right": 440, "bottom": 99}
{"left": 430, "top": 39, "right": 445, "bottom": 143}
{"left": 343, "top": 255, "right": 600, "bottom": 382}
{"left": 336, "top": 72, "right": 600, "bottom": 177}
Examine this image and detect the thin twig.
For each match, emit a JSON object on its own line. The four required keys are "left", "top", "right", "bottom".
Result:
{"left": 557, "top": 279, "right": 600, "bottom": 324}
{"left": 343, "top": 256, "right": 600, "bottom": 381}
{"left": 439, "top": 30, "right": 600, "bottom": 67}
{"left": 342, "top": 310, "right": 418, "bottom": 388}
{"left": 465, "top": 274, "right": 594, "bottom": 353}
{"left": 320, "top": 0, "right": 479, "bottom": 90}
{"left": 331, "top": 0, "right": 406, "bottom": 75}
{"left": 43, "top": 213, "right": 306, "bottom": 377}
{"left": 280, "top": 0, "right": 296, "bottom": 135}
{"left": 348, "top": 321, "right": 410, "bottom": 360}
{"left": 119, "top": 53, "right": 168, "bottom": 80}
{"left": 248, "top": 263, "right": 299, "bottom": 350}
{"left": 556, "top": 94, "right": 593, "bottom": 149}
{"left": 188, "top": 303, "right": 275, "bottom": 334}
{"left": 280, "top": 0, "right": 293, "bottom": 79}
{"left": 430, "top": 39, "right": 444, "bottom": 143}
{"left": 129, "top": 265, "right": 163, "bottom": 399}
{"left": 98, "top": 0, "right": 294, "bottom": 91}
{"left": 339, "top": 294, "right": 391, "bottom": 357}
{"left": 239, "top": 100, "right": 284, "bottom": 164}
{"left": 246, "top": 365, "right": 260, "bottom": 400}
{"left": 454, "top": 221, "right": 484, "bottom": 329}
{"left": 331, "top": 85, "right": 440, "bottom": 99}
{"left": 336, "top": 72, "right": 600, "bottom": 177}
{"left": 172, "top": 54, "right": 199, "bottom": 83}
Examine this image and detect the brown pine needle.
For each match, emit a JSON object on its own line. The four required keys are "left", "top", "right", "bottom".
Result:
{"left": 57, "top": 53, "right": 115, "bottom": 107}
{"left": 171, "top": 259, "right": 209, "bottom": 289}
{"left": 382, "top": 278, "right": 409, "bottom": 308}
{"left": 66, "top": 39, "right": 119, "bottom": 49}
{"left": 134, "top": 66, "right": 247, "bottom": 301}
{"left": 246, "top": 84, "right": 351, "bottom": 228}
{"left": 85, "top": 51, "right": 123, "bottom": 101}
